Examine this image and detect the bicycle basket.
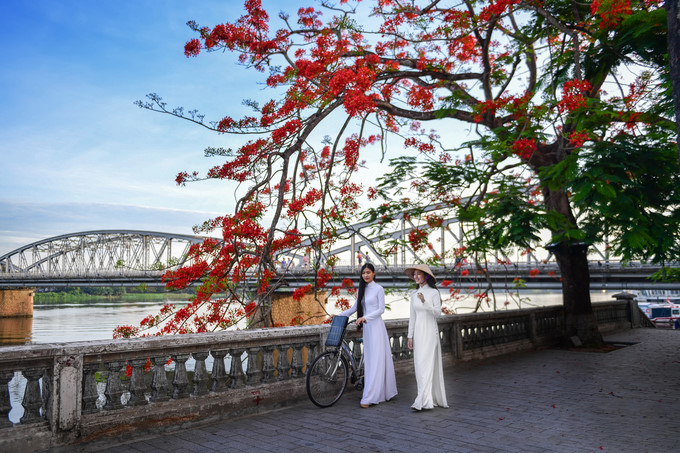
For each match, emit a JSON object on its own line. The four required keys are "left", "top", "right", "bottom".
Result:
{"left": 325, "top": 315, "right": 349, "bottom": 347}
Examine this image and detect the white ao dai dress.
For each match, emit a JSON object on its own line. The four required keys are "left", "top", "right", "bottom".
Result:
{"left": 407, "top": 285, "right": 448, "bottom": 410}
{"left": 339, "top": 281, "right": 398, "bottom": 405}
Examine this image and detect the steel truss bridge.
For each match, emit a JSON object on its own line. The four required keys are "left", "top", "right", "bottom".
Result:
{"left": 0, "top": 230, "right": 205, "bottom": 288}
{"left": 0, "top": 218, "right": 676, "bottom": 291}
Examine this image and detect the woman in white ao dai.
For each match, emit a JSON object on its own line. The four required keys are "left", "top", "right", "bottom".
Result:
{"left": 406, "top": 264, "right": 448, "bottom": 411}
{"left": 336, "top": 263, "right": 398, "bottom": 407}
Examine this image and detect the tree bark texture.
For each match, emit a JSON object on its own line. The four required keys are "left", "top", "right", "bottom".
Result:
{"left": 667, "top": 0, "right": 680, "bottom": 164}
{"left": 543, "top": 188, "right": 604, "bottom": 346}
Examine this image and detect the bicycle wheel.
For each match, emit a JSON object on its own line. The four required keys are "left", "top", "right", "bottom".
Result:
{"left": 306, "top": 350, "right": 349, "bottom": 408}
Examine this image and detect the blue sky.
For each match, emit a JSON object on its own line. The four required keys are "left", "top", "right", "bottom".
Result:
{"left": 0, "top": 0, "right": 293, "bottom": 256}
{"left": 0, "top": 0, "right": 472, "bottom": 258}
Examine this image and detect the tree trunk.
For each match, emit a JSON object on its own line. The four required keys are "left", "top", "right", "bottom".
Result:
{"left": 543, "top": 187, "right": 604, "bottom": 347}
{"left": 667, "top": 0, "right": 680, "bottom": 164}
{"left": 551, "top": 241, "right": 603, "bottom": 346}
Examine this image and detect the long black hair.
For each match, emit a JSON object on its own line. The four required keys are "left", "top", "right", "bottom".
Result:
{"left": 411, "top": 268, "right": 437, "bottom": 289}
{"left": 356, "top": 263, "right": 376, "bottom": 325}
{"left": 423, "top": 273, "right": 437, "bottom": 289}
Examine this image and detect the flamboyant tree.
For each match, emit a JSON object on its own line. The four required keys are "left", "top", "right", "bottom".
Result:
{"left": 115, "top": 0, "right": 678, "bottom": 346}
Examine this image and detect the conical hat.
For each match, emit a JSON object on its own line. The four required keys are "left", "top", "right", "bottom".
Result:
{"left": 404, "top": 264, "right": 436, "bottom": 283}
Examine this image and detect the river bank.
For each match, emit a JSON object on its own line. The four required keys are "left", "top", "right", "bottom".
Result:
{"left": 34, "top": 291, "right": 193, "bottom": 304}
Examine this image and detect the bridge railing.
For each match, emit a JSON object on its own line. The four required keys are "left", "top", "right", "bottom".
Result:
{"left": 0, "top": 298, "right": 640, "bottom": 451}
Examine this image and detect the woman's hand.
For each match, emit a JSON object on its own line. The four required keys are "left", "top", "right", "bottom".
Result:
{"left": 417, "top": 292, "right": 425, "bottom": 303}
{"left": 356, "top": 317, "right": 367, "bottom": 326}
{"left": 407, "top": 338, "right": 413, "bottom": 350}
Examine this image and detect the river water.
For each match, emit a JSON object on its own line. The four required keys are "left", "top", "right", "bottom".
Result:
{"left": 0, "top": 290, "right": 621, "bottom": 346}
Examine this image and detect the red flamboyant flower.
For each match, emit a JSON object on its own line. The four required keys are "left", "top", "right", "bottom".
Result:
{"left": 292, "top": 284, "right": 313, "bottom": 302}
{"left": 479, "top": 0, "right": 521, "bottom": 22}
{"left": 317, "top": 268, "right": 332, "bottom": 287}
{"left": 568, "top": 131, "right": 589, "bottom": 148}
{"left": 511, "top": 138, "right": 536, "bottom": 160}
{"left": 591, "top": 0, "right": 632, "bottom": 29}
{"left": 558, "top": 79, "right": 591, "bottom": 113}
{"left": 407, "top": 229, "right": 429, "bottom": 252}
{"left": 244, "top": 301, "right": 257, "bottom": 316}
{"left": 184, "top": 39, "right": 201, "bottom": 57}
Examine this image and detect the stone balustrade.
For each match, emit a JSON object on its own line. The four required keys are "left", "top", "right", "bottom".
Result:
{"left": 0, "top": 298, "right": 640, "bottom": 451}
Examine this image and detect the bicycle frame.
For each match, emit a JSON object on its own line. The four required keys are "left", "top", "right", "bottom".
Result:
{"left": 306, "top": 319, "right": 364, "bottom": 407}
{"left": 340, "top": 338, "right": 364, "bottom": 383}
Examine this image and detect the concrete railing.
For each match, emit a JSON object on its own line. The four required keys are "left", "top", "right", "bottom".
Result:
{"left": 0, "top": 298, "right": 641, "bottom": 451}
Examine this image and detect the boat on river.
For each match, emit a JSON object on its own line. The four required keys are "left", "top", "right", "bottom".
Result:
{"left": 635, "top": 290, "right": 680, "bottom": 328}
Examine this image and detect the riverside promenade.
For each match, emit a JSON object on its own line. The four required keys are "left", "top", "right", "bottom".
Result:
{"left": 59, "top": 328, "right": 680, "bottom": 453}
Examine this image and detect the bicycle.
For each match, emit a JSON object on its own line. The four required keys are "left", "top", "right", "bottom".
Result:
{"left": 306, "top": 315, "right": 364, "bottom": 408}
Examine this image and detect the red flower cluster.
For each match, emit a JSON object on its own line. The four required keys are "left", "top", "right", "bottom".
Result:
{"left": 113, "top": 325, "right": 140, "bottom": 339}
{"left": 184, "top": 39, "right": 202, "bottom": 57}
{"left": 479, "top": 0, "right": 521, "bottom": 22}
{"left": 407, "top": 229, "right": 429, "bottom": 252}
{"left": 404, "top": 137, "right": 435, "bottom": 154}
{"left": 407, "top": 84, "right": 435, "bottom": 111}
{"left": 591, "top": 0, "right": 632, "bottom": 29}
{"left": 558, "top": 79, "right": 591, "bottom": 113}
{"left": 244, "top": 301, "right": 257, "bottom": 316}
{"left": 568, "top": 130, "right": 589, "bottom": 148}
{"left": 317, "top": 268, "right": 332, "bottom": 288}
{"left": 286, "top": 188, "right": 323, "bottom": 218}
{"left": 292, "top": 284, "right": 313, "bottom": 302}
{"left": 473, "top": 100, "right": 496, "bottom": 123}
{"left": 271, "top": 229, "right": 302, "bottom": 253}
{"left": 511, "top": 138, "right": 537, "bottom": 160}
{"left": 426, "top": 214, "right": 444, "bottom": 228}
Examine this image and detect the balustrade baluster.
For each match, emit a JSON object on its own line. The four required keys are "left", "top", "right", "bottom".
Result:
{"left": 290, "top": 344, "right": 304, "bottom": 379}
{"left": 390, "top": 334, "right": 400, "bottom": 361}
{"left": 210, "top": 350, "right": 229, "bottom": 393}
{"left": 305, "top": 342, "right": 317, "bottom": 373}
{"left": 245, "top": 347, "right": 262, "bottom": 385}
{"left": 150, "top": 356, "right": 169, "bottom": 402}
{"left": 171, "top": 354, "right": 190, "bottom": 399}
{"left": 440, "top": 326, "right": 452, "bottom": 353}
{"left": 0, "top": 371, "right": 14, "bottom": 427}
{"left": 191, "top": 352, "right": 209, "bottom": 396}
{"left": 20, "top": 369, "right": 44, "bottom": 424}
{"left": 104, "top": 361, "right": 125, "bottom": 410}
{"left": 398, "top": 333, "right": 410, "bottom": 359}
{"left": 276, "top": 345, "right": 291, "bottom": 381}
{"left": 42, "top": 366, "right": 54, "bottom": 426}
{"left": 228, "top": 349, "right": 246, "bottom": 389}
{"left": 82, "top": 364, "right": 100, "bottom": 414}
{"left": 127, "top": 358, "right": 148, "bottom": 406}
{"left": 261, "top": 346, "right": 276, "bottom": 383}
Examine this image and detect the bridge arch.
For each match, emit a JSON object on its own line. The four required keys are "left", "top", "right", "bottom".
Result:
{"left": 0, "top": 230, "right": 206, "bottom": 277}
{"left": 280, "top": 203, "right": 611, "bottom": 270}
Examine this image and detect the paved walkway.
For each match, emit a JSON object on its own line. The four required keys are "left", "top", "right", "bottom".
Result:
{"left": 69, "top": 329, "right": 680, "bottom": 453}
